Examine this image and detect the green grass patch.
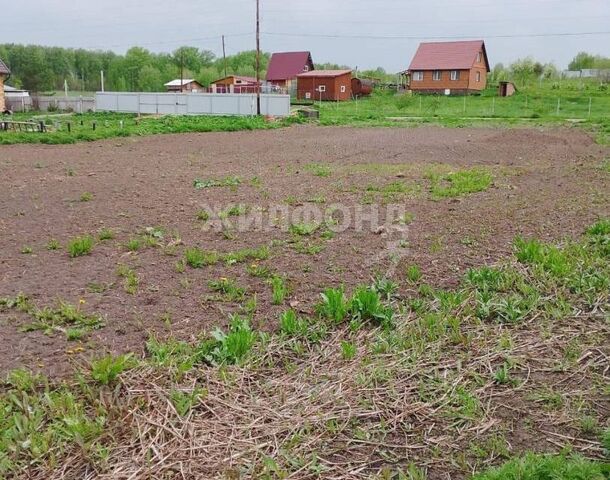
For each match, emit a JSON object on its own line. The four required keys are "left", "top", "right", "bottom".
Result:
{"left": 427, "top": 167, "right": 493, "bottom": 200}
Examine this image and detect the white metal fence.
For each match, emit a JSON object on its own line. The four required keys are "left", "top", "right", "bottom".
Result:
{"left": 96, "top": 92, "right": 291, "bottom": 117}
{"left": 6, "top": 95, "right": 95, "bottom": 113}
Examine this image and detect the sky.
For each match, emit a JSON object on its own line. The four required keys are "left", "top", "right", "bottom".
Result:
{"left": 2, "top": 0, "right": 610, "bottom": 71}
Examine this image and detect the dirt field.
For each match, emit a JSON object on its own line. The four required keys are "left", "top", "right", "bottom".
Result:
{"left": 1, "top": 125, "right": 608, "bottom": 377}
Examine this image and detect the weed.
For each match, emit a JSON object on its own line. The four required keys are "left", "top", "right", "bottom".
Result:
{"left": 67, "top": 235, "right": 94, "bottom": 257}
{"left": 340, "top": 341, "right": 357, "bottom": 360}
{"left": 472, "top": 453, "right": 607, "bottom": 480}
{"left": 199, "top": 315, "right": 256, "bottom": 365}
{"left": 90, "top": 354, "right": 136, "bottom": 385}
{"left": 427, "top": 168, "right": 493, "bottom": 200}
{"left": 98, "top": 228, "right": 114, "bottom": 241}
{"left": 219, "top": 204, "right": 249, "bottom": 219}
{"left": 126, "top": 237, "right": 141, "bottom": 252}
{"left": 247, "top": 263, "right": 272, "bottom": 278}
{"left": 170, "top": 387, "right": 206, "bottom": 417}
{"left": 47, "top": 239, "right": 60, "bottom": 250}
{"left": 579, "top": 415, "right": 599, "bottom": 435}
{"left": 117, "top": 265, "right": 139, "bottom": 294}
{"left": 350, "top": 286, "right": 393, "bottom": 325}
{"left": 406, "top": 265, "right": 423, "bottom": 284}
{"left": 290, "top": 222, "right": 320, "bottom": 236}
{"left": 193, "top": 176, "right": 241, "bottom": 189}
{"left": 372, "top": 276, "right": 399, "bottom": 300}
{"left": 184, "top": 247, "right": 217, "bottom": 268}
{"left": 270, "top": 275, "right": 289, "bottom": 305}
{"left": 23, "top": 300, "right": 104, "bottom": 338}
{"left": 80, "top": 192, "right": 93, "bottom": 202}
{"left": 196, "top": 210, "right": 210, "bottom": 222}
{"left": 209, "top": 278, "right": 246, "bottom": 302}
{"left": 316, "top": 287, "right": 348, "bottom": 323}
{"left": 20, "top": 246, "right": 33, "bottom": 254}
{"left": 279, "top": 309, "right": 309, "bottom": 338}
{"left": 305, "top": 163, "right": 332, "bottom": 177}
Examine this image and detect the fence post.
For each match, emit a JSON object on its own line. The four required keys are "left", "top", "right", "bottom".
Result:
{"left": 492, "top": 97, "right": 495, "bottom": 115}
{"left": 463, "top": 95, "right": 466, "bottom": 114}
{"left": 588, "top": 97, "right": 592, "bottom": 118}
{"left": 556, "top": 97, "right": 560, "bottom": 115}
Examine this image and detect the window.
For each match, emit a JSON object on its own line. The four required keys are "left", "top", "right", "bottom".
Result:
{"left": 450, "top": 70, "right": 460, "bottom": 81}
{"left": 303, "top": 65, "right": 309, "bottom": 72}
{"left": 477, "top": 52, "right": 481, "bottom": 63}
{"left": 305, "top": 92, "right": 311, "bottom": 99}
{"left": 340, "top": 85, "right": 346, "bottom": 93}
{"left": 318, "top": 85, "right": 326, "bottom": 92}
{"left": 432, "top": 70, "right": 441, "bottom": 81}
{"left": 413, "top": 71, "right": 423, "bottom": 81}
{"left": 476, "top": 71, "right": 481, "bottom": 82}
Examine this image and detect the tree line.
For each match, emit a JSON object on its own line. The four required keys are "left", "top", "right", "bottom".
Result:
{"left": 0, "top": 44, "right": 271, "bottom": 92}
{"left": 1, "top": 43, "right": 608, "bottom": 93}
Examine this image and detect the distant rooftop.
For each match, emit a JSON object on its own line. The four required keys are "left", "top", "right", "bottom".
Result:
{"left": 0, "top": 58, "right": 10, "bottom": 75}
{"left": 164, "top": 79, "right": 197, "bottom": 87}
{"left": 298, "top": 70, "right": 352, "bottom": 78}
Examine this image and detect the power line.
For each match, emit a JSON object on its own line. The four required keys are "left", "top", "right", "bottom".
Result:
{"left": 262, "top": 30, "right": 610, "bottom": 40}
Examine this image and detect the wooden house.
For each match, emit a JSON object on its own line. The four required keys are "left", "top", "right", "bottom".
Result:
{"left": 266, "top": 51, "right": 314, "bottom": 89}
{"left": 0, "top": 58, "right": 10, "bottom": 112}
{"left": 297, "top": 70, "right": 352, "bottom": 101}
{"left": 210, "top": 75, "right": 260, "bottom": 94}
{"left": 164, "top": 79, "right": 205, "bottom": 93}
{"left": 407, "top": 40, "right": 489, "bottom": 95}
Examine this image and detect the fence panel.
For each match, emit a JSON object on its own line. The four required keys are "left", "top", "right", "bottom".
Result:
{"left": 96, "top": 92, "right": 290, "bottom": 117}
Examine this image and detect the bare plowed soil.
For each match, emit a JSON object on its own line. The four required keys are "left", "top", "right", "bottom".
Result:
{"left": 1, "top": 125, "right": 608, "bottom": 376}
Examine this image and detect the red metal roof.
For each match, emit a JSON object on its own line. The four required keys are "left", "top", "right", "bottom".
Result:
{"left": 0, "top": 58, "right": 10, "bottom": 75}
{"left": 266, "top": 51, "right": 313, "bottom": 81}
{"left": 297, "top": 70, "right": 351, "bottom": 78}
{"left": 408, "top": 40, "right": 489, "bottom": 71}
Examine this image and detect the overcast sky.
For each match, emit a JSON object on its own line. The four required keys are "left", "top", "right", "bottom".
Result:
{"left": 3, "top": 0, "right": 609, "bottom": 71}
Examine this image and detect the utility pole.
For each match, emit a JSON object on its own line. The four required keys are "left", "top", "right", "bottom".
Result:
{"left": 255, "top": 0, "right": 261, "bottom": 115}
{"left": 100, "top": 70, "right": 105, "bottom": 92}
{"left": 180, "top": 49, "right": 185, "bottom": 93}
{"left": 222, "top": 35, "right": 228, "bottom": 78}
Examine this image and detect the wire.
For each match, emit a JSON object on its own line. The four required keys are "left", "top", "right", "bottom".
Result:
{"left": 262, "top": 30, "right": 610, "bottom": 40}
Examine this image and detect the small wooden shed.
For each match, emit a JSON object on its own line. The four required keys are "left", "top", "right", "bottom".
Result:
{"left": 498, "top": 81, "right": 516, "bottom": 97}
{"left": 210, "top": 75, "right": 260, "bottom": 94}
{"left": 297, "top": 70, "right": 352, "bottom": 101}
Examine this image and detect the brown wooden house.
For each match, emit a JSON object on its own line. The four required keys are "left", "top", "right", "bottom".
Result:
{"left": 0, "top": 58, "right": 10, "bottom": 112}
{"left": 407, "top": 40, "right": 489, "bottom": 94}
{"left": 297, "top": 70, "right": 352, "bottom": 101}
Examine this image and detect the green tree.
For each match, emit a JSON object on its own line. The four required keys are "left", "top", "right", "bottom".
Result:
{"left": 568, "top": 52, "right": 595, "bottom": 71}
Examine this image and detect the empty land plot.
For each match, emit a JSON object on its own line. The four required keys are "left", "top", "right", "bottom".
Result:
{"left": 0, "top": 125, "right": 608, "bottom": 478}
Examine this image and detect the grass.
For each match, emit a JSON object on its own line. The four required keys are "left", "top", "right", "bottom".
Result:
{"left": 427, "top": 167, "right": 494, "bottom": 199}
{"left": 0, "top": 222, "right": 608, "bottom": 477}
{"left": 270, "top": 275, "right": 289, "bottom": 305}
{"left": 317, "top": 87, "right": 610, "bottom": 127}
{"left": 0, "top": 112, "right": 294, "bottom": 145}
{"left": 98, "top": 228, "right": 114, "bottom": 241}
{"left": 471, "top": 453, "right": 608, "bottom": 480}
{"left": 3, "top": 297, "right": 105, "bottom": 339}
{"left": 67, "top": 235, "right": 94, "bottom": 257}
{"left": 304, "top": 163, "right": 332, "bottom": 177}
{"left": 193, "top": 176, "right": 241, "bottom": 189}
{"left": 208, "top": 278, "right": 246, "bottom": 302}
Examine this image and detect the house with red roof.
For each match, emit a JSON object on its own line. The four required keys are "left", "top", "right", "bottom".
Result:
{"left": 407, "top": 40, "right": 489, "bottom": 94}
{"left": 266, "top": 51, "right": 314, "bottom": 90}
{"left": 0, "top": 58, "right": 10, "bottom": 112}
